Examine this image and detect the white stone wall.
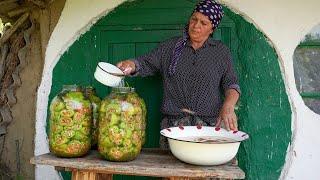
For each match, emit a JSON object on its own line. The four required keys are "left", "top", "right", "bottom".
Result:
{"left": 35, "top": 0, "right": 320, "bottom": 179}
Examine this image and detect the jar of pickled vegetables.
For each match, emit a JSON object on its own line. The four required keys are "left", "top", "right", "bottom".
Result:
{"left": 49, "top": 85, "right": 92, "bottom": 157}
{"left": 98, "top": 87, "right": 147, "bottom": 161}
{"left": 83, "top": 86, "right": 101, "bottom": 148}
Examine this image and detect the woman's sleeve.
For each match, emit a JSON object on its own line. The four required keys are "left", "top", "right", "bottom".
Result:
{"left": 221, "top": 47, "right": 241, "bottom": 95}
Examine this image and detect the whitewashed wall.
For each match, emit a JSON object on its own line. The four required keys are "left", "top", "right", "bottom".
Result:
{"left": 35, "top": 0, "right": 320, "bottom": 179}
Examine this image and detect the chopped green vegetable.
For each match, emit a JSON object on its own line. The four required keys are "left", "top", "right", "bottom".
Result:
{"left": 98, "top": 87, "right": 146, "bottom": 161}
{"left": 49, "top": 85, "right": 92, "bottom": 157}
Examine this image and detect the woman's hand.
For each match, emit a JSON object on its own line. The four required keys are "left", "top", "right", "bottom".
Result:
{"left": 216, "top": 104, "right": 238, "bottom": 131}
{"left": 116, "top": 60, "right": 136, "bottom": 75}
{"left": 216, "top": 89, "right": 239, "bottom": 131}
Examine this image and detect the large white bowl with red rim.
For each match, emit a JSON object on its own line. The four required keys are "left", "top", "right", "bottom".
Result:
{"left": 160, "top": 126, "right": 249, "bottom": 166}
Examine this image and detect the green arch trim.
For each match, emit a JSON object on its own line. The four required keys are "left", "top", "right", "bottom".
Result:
{"left": 224, "top": 8, "right": 292, "bottom": 180}
{"left": 49, "top": 1, "right": 292, "bottom": 180}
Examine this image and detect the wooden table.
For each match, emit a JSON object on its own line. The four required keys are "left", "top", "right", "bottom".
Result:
{"left": 30, "top": 148, "right": 245, "bottom": 180}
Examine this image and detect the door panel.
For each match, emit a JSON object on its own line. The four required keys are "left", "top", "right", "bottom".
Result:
{"left": 109, "top": 43, "right": 136, "bottom": 61}
{"left": 100, "top": 30, "right": 182, "bottom": 148}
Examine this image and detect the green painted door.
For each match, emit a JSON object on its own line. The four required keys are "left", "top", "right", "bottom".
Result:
{"left": 51, "top": 0, "right": 238, "bottom": 179}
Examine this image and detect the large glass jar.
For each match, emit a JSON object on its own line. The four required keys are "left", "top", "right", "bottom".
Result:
{"left": 49, "top": 85, "right": 92, "bottom": 157}
{"left": 98, "top": 87, "right": 147, "bottom": 161}
{"left": 83, "top": 86, "right": 101, "bottom": 148}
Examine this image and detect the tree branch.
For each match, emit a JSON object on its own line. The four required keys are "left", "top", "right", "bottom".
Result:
{"left": 0, "top": 14, "right": 13, "bottom": 24}
{"left": 27, "top": 0, "right": 46, "bottom": 8}
{"left": 0, "top": 0, "right": 18, "bottom": 6}
{"left": 0, "top": 13, "right": 29, "bottom": 47}
{"left": 8, "top": 6, "right": 31, "bottom": 17}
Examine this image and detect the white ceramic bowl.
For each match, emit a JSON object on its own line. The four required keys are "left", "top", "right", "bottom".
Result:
{"left": 94, "top": 62, "right": 124, "bottom": 87}
{"left": 160, "top": 126, "right": 249, "bottom": 166}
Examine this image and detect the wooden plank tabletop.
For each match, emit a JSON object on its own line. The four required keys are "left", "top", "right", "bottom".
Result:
{"left": 30, "top": 148, "right": 245, "bottom": 179}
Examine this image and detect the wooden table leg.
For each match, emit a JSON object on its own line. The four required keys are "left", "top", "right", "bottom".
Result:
{"left": 72, "top": 170, "right": 112, "bottom": 180}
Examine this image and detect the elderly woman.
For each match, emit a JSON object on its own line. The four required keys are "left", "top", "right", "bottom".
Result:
{"left": 117, "top": 0, "right": 240, "bottom": 148}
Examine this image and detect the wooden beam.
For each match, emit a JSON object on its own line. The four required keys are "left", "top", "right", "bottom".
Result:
{"left": 38, "top": 8, "right": 49, "bottom": 59}
{"left": 28, "top": 0, "right": 47, "bottom": 8}
{"left": 45, "top": 0, "right": 55, "bottom": 5}
{"left": 8, "top": 7, "right": 31, "bottom": 18}
{"left": 0, "top": 44, "right": 9, "bottom": 85}
{"left": 0, "top": 0, "right": 18, "bottom": 6}
{"left": 0, "top": 13, "right": 29, "bottom": 47}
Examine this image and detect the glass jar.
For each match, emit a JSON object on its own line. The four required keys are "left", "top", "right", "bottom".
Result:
{"left": 49, "top": 85, "right": 92, "bottom": 157}
{"left": 83, "top": 86, "right": 101, "bottom": 148}
{"left": 98, "top": 87, "right": 147, "bottom": 161}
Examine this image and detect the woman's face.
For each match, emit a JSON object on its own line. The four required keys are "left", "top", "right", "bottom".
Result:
{"left": 188, "top": 12, "right": 213, "bottom": 43}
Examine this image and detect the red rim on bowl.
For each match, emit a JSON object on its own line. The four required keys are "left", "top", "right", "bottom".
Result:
{"left": 160, "top": 126, "right": 249, "bottom": 144}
